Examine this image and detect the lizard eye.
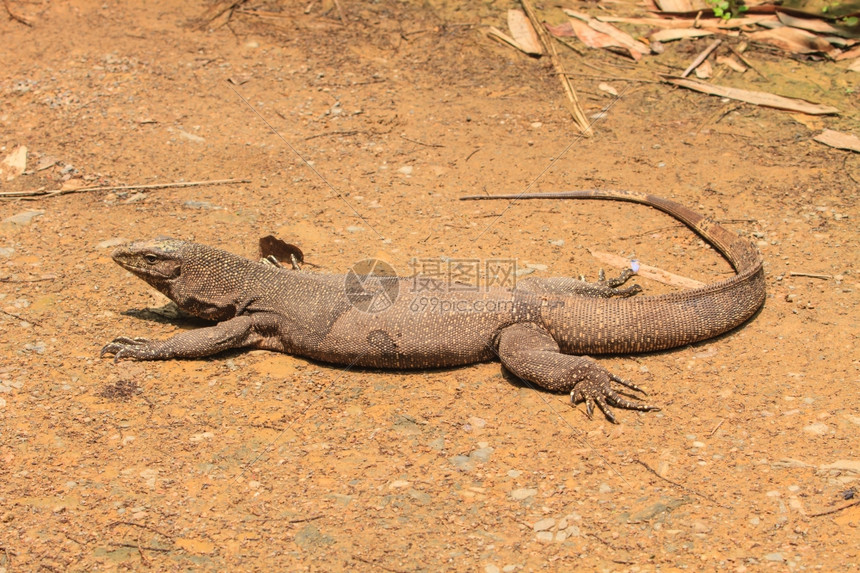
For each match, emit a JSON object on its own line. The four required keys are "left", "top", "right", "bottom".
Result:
{"left": 143, "top": 254, "right": 158, "bottom": 264}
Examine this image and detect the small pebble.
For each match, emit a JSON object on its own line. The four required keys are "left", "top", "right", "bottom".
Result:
{"left": 3, "top": 210, "right": 44, "bottom": 225}
{"left": 510, "top": 488, "right": 537, "bottom": 500}
{"left": 470, "top": 447, "right": 494, "bottom": 463}
{"left": 97, "top": 238, "right": 127, "bottom": 249}
{"left": 178, "top": 130, "right": 204, "bottom": 143}
{"left": 803, "top": 422, "right": 829, "bottom": 436}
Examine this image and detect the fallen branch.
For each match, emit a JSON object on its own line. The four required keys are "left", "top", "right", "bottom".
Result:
{"left": 726, "top": 42, "right": 767, "bottom": 80}
{"left": 589, "top": 249, "right": 706, "bottom": 289}
{"left": 566, "top": 72, "right": 661, "bottom": 84}
{"left": 520, "top": 0, "right": 592, "bottom": 136}
{"left": 1, "top": 178, "right": 251, "bottom": 199}
{"left": 332, "top": 0, "right": 346, "bottom": 25}
{"left": 789, "top": 272, "right": 832, "bottom": 280}
{"left": 814, "top": 129, "right": 860, "bottom": 153}
{"left": 634, "top": 458, "right": 732, "bottom": 509}
{"left": 107, "top": 521, "right": 174, "bottom": 541}
{"left": 681, "top": 39, "right": 722, "bottom": 78}
{"left": 663, "top": 76, "right": 840, "bottom": 115}
{"left": 400, "top": 134, "right": 444, "bottom": 148}
{"left": 809, "top": 499, "right": 860, "bottom": 518}
{"left": 111, "top": 543, "right": 170, "bottom": 553}
{"left": 3, "top": 0, "right": 32, "bottom": 26}
{"left": 0, "top": 308, "right": 42, "bottom": 327}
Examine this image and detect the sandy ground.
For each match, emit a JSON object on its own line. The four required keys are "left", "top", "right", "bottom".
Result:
{"left": 1, "top": 0, "right": 858, "bottom": 570}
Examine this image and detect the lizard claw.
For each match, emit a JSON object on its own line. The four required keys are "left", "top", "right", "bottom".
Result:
{"left": 101, "top": 337, "right": 152, "bottom": 362}
{"left": 570, "top": 367, "right": 660, "bottom": 423}
{"left": 597, "top": 268, "right": 642, "bottom": 298}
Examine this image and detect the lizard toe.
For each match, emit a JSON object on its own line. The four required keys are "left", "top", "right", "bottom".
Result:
{"left": 570, "top": 366, "right": 659, "bottom": 423}
{"left": 101, "top": 337, "right": 151, "bottom": 360}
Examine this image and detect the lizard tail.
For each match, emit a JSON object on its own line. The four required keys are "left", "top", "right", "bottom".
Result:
{"left": 461, "top": 190, "right": 761, "bottom": 273}
{"left": 460, "top": 190, "right": 766, "bottom": 354}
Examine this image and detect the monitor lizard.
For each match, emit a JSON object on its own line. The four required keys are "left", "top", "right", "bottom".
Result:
{"left": 101, "top": 190, "right": 765, "bottom": 422}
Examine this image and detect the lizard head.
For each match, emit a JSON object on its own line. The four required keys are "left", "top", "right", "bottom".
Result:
{"left": 111, "top": 238, "right": 263, "bottom": 321}
{"left": 111, "top": 239, "right": 189, "bottom": 296}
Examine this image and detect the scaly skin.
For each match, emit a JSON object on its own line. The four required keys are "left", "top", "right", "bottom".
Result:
{"left": 102, "top": 190, "right": 766, "bottom": 422}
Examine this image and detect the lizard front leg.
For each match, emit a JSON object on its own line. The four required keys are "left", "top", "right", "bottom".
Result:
{"left": 496, "top": 322, "right": 659, "bottom": 423}
{"left": 101, "top": 314, "right": 278, "bottom": 361}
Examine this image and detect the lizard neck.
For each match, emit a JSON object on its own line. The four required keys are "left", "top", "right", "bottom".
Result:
{"left": 167, "top": 244, "right": 286, "bottom": 321}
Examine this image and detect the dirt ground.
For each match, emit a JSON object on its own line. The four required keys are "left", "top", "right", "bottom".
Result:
{"left": 1, "top": 0, "right": 858, "bottom": 570}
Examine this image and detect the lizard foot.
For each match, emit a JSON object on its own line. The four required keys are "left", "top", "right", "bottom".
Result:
{"left": 596, "top": 268, "right": 642, "bottom": 298}
{"left": 101, "top": 337, "right": 152, "bottom": 362}
{"left": 570, "top": 365, "right": 660, "bottom": 423}
{"left": 574, "top": 268, "right": 642, "bottom": 298}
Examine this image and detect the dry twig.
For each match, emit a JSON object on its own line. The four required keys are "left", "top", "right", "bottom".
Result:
{"left": 107, "top": 521, "right": 174, "bottom": 541}
{"left": 332, "top": 0, "right": 347, "bottom": 25}
{"left": 0, "top": 308, "right": 41, "bottom": 326}
{"left": 634, "top": 458, "right": 731, "bottom": 509}
{"left": 1, "top": 178, "right": 250, "bottom": 199}
{"left": 682, "top": 39, "right": 722, "bottom": 78}
{"left": 519, "top": 0, "right": 592, "bottom": 135}
{"left": 400, "top": 134, "right": 444, "bottom": 148}
{"left": 3, "top": 0, "right": 32, "bottom": 26}
{"left": 809, "top": 499, "right": 860, "bottom": 518}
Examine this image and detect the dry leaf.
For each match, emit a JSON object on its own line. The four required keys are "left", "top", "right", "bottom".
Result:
{"left": 564, "top": 10, "right": 650, "bottom": 56}
{"left": 60, "top": 178, "right": 86, "bottom": 191}
{"left": 507, "top": 9, "right": 543, "bottom": 56}
{"left": 653, "top": 0, "right": 711, "bottom": 12}
{"left": 545, "top": 20, "right": 576, "bottom": 38}
{"left": 597, "top": 16, "right": 697, "bottom": 29}
{"left": 695, "top": 59, "right": 713, "bottom": 79}
{"left": 850, "top": 58, "right": 860, "bottom": 72}
{"left": 711, "top": 15, "right": 780, "bottom": 30}
{"left": 665, "top": 76, "right": 840, "bottom": 115}
{"left": 748, "top": 26, "right": 840, "bottom": 56}
{"left": 814, "top": 129, "right": 860, "bottom": 153}
{"left": 598, "top": 83, "right": 619, "bottom": 96}
{"left": 562, "top": 17, "right": 642, "bottom": 60}
{"left": 0, "top": 146, "right": 27, "bottom": 181}
{"left": 487, "top": 26, "right": 532, "bottom": 55}
{"left": 789, "top": 113, "right": 823, "bottom": 131}
{"left": 836, "top": 45, "right": 860, "bottom": 61}
{"left": 35, "top": 155, "right": 57, "bottom": 171}
{"left": 716, "top": 55, "right": 747, "bottom": 72}
{"left": 776, "top": 11, "right": 860, "bottom": 39}
{"left": 651, "top": 28, "right": 714, "bottom": 42}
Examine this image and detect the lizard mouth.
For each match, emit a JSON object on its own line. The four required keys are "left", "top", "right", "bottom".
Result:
{"left": 124, "top": 263, "right": 181, "bottom": 280}
{"left": 112, "top": 249, "right": 182, "bottom": 281}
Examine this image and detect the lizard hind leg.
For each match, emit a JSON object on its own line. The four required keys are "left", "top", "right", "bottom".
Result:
{"left": 517, "top": 268, "right": 642, "bottom": 299}
{"left": 496, "top": 322, "right": 659, "bottom": 423}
